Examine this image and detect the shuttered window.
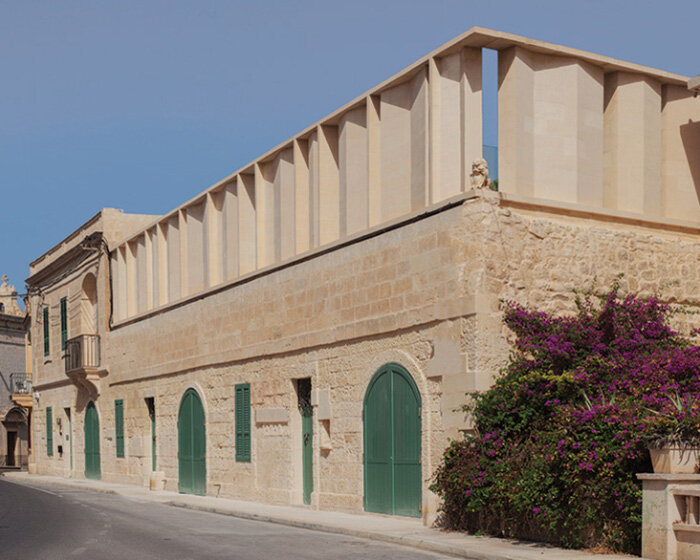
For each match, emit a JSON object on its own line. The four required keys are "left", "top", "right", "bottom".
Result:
{"left": 235, "top": 383, "right": 251, "bottom": 462}
{"left": 60, "top": 297, "right": 68, "bottom": 351}
{"left": 43, "top": 306, "right": 50, "bottom": 357}
{"left": 46, "top": 407, "right": 53, "bottom": 456}
{"left": 115, "top": 399, "right": 124, "bottom": 458}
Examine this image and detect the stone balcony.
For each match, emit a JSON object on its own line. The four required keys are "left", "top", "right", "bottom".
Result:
{"left": 65, "top": 334, "right": 104, "bottom": 386}
{"left": 9, "top": 372, "right": 32, "bottom": 408}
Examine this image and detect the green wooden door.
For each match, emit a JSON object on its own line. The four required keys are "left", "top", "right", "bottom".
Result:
{"left": 84, "top": 402, "right": 101, "bottom": 480}
{"left": 178, "top": 389, "right": 206, "bottom": 495}
{"left": 364, "top": 364, "right": 421, "bottom": 517}
{"left": 67, "top": 410, "right": 73, "bottom": 472}
{"left": 146, "top": 398, "right": 156, "bottom": 471}
{"left": 302, "top": 410, "right": 313, "bottom": 504}
{"left": 151, "top": 408, "right": 156, "bottom": 471}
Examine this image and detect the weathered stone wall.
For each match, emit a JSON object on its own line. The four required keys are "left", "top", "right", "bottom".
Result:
{"left": 32, "top": 194, "right": 700, "bottom": 523}
{"left": 0, "top": 317, "right": 26, "bottom": 411}
{"left": 0, "top": 314, "right": 27, "bottom": 462}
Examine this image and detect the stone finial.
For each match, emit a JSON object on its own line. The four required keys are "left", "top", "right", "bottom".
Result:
{"left": 0, "top": 274, "right": 24, "bottom": 317}
{"left": 470, "top": 158, "right": 489, "bottom": 189}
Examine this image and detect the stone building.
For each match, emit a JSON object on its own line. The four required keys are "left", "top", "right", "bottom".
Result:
{"left": 0, "top": 275, "right": 29, "bottom": 468}
{"left": 27, "top": 28, "right": 700, "bottom": 523}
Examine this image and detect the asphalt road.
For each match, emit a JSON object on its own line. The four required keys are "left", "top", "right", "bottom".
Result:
{"left": 0, "top": 478, "right": 450, "bottom": 560}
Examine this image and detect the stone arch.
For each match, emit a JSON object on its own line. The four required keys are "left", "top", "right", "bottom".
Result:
{"left": 366, "top": 350, "right": 429, "bottom": 399}
{"left": 2, "top": 407, "right": 28, "bottom": 467}
{"left": 178, "top": 381, "right": 210, "bottom": 418}
{"left": 3, "top": 407, "right": 27, "bottom": 424}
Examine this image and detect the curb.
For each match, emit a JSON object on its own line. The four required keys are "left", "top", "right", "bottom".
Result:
{"left": 166, "top": 501, "right": 516, "bottom": 560}
{"left": 1, "top": 473, "right": 119, "bottom": 496}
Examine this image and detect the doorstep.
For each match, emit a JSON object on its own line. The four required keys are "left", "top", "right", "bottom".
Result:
{"left": 0, "top": 472, "right": 636, "bottom": 560}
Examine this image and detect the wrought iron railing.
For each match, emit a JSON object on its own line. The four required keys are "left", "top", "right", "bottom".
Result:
{"left": 9, "top": 373, "right": 32, "bottom": 394}
{"left": 65, "top": 334, "right": 100, "bottom": 373}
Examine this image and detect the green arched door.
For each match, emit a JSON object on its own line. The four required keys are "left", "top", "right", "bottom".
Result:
{"left": 178, "top": 389, "right": 206, "bottom": 495}
{"left": 84, "top": 402, "right": 101, "bottom": 480}
{"left": 363, "top": 363, "right": 421, "bottom": 517}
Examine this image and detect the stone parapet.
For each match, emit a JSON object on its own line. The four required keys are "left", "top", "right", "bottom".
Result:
{"left": 638, "top": 473, "right": 700, "bottom": 560}
{"left": 107, "top": 28, "right": 700, "bottom": 325}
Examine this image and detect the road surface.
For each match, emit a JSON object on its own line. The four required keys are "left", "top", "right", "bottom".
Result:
{"left": 0, "top": 478, "right": 450, "bottom": 559}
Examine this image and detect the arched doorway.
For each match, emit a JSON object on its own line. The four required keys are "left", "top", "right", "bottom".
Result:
{"left": 178, "top": 389, "right": 206, "bottom": 495}
{"left": 3, "top": 408, "right": 28, "bottom": 467}
{"left": 363, "top": 363, "right": 421, "bottom": 517}
{"left": 84, "top": 402, "right": 101, "bottom": 479}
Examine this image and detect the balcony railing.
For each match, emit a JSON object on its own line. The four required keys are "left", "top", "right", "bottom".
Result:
{"left": 65, "top": 334, "right": 100, "bottom": 374}
{"left": 9, "top": 373, "right": 32, "bottom": 394}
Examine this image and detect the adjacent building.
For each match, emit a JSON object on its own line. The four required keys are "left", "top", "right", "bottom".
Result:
{"left": 26, "top": 209, "right": 158, "bottom": 477}
{"left": 0, "top": 275, "right": 29, "bottom": 468}
{"left": 27, "top": 28, "right": 700, "bottom": 523}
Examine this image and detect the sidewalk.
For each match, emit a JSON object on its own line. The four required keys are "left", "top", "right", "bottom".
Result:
{"left": 1, "top": 471, "right": 635, "bottom": 560}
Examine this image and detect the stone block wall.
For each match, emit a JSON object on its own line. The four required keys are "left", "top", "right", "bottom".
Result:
{"left": 0, "top": 314, "right": 27, "bottom": 463}
{"left": 32, "top": 193, "right": 700, "bottom": 523}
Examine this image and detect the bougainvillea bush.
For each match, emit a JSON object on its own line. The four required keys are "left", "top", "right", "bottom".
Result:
{"left": 431, "top": 282, "right": 700, "bottom": 553}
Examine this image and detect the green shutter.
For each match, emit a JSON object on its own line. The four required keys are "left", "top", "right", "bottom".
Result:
{"left": 115, "top": 399, "right": 124, "bottom": 458}
{"left": 60, "top": 297, "right": 68, "bottom": 351}
{"left": 46, "top": 407, "right": 53, "bottom": 456}
{"left": 43, "top": 307, "right": 50, "bottom": 356}
{"left": 235, "top": 383, "right": 251, "bottom": 462}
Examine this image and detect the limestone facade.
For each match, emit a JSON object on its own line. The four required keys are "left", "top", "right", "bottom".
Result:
{"left": 27, "top": 28, "right": 700, "bottom": 524}
{"left": 0, "top": 276, "right": 28, "bottom": 468}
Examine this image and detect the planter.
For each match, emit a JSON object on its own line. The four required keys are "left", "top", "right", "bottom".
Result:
{"left": 649, "top": 445, "right": 700, "bottom": 474}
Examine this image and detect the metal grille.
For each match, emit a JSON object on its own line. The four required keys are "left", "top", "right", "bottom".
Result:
{"left": 297, "top": 378, "right": 312, "bottom": 416}
{"left": 9, "top": 373, "right": 31, "bottom": 394}
{"left": 65, "top": 334, "right": 100, "bottom": 372}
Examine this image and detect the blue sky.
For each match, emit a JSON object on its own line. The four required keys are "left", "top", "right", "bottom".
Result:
{"left": 1, "top": 0, "right": 698, "bottom": 294}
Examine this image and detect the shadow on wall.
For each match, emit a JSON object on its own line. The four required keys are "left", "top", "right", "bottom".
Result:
{"left": 0, "top": 372, "right": 10, "bottom": 395}
{"left": 74, "top": 385, "right": 95, "bottom": 414}
{"left": 681, "top": 120, "right": 700, "bottom": 203}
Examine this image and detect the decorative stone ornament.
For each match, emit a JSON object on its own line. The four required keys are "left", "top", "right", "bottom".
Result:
{"left": 469, "top": 158, "right": 489, "bottom": 189}
{"left": 0, "top": 274, "right": 23, "bottom": 317}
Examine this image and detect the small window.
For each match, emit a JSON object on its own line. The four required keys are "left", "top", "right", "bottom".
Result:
{"left": 43, "top": 307, "right": 50, "bottom": 357}
{"left": 46, "top": 407, "right": 53, "bottom": 456}
{"left": 235, "top": 383, "right": 251, "bottom": 462}
{"left": 60, "top": 297, "right": 68, "bottom": 351}
{"left": 115, "top": 399, "right": 124, "bottom": 458}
